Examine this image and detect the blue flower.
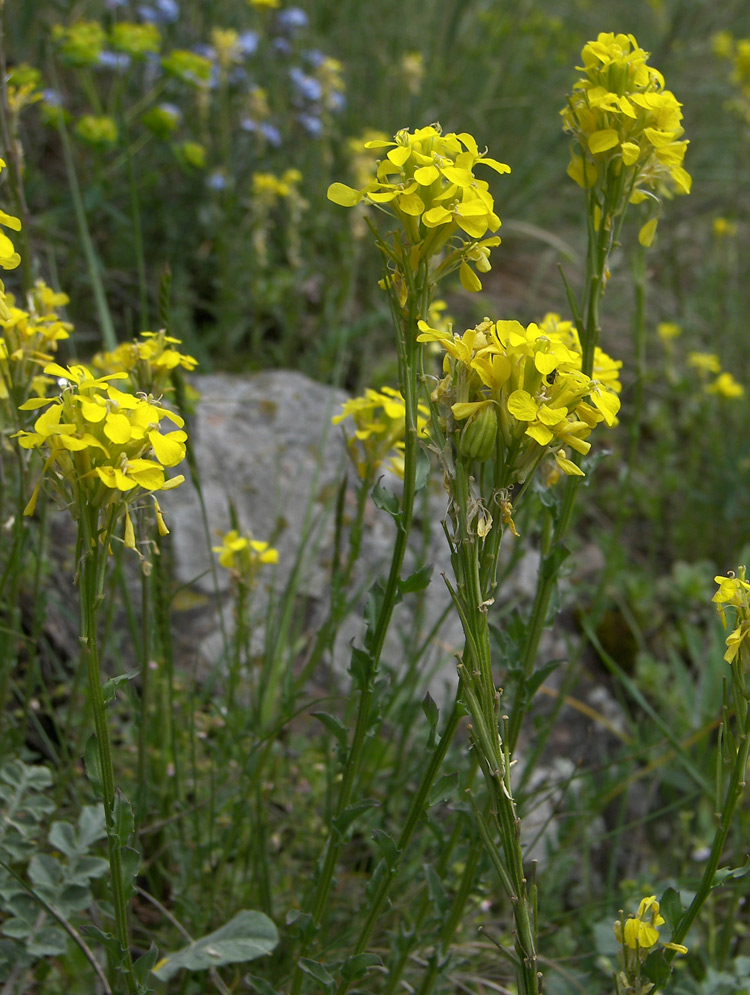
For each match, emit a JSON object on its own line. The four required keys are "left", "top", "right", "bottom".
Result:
{"left": 277, "top": 7, "right": 308, "bottom": 32}
{"left": 289, "top": 67, "right": 322, "bottom": 102}
{"left": 207, "top": 170, "right": 228, "bottom": 191}
{"left": 138, "top": 0, "right": 178, "bottom": 24}
{"left": 260, "top": 122, "right": 282, "bottom": 146}
{"left": 238, "top": 30, "right": 259, "bottom": 57}
{"left": 298, "top": 113, "right": 322, "bottom": 137}
{"left": 97, "top": 50, "right": 132, "bottom": 71}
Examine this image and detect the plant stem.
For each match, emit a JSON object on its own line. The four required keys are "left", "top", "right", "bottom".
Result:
{"left": 79, "top": 512, "right": 137, "bottom": 994}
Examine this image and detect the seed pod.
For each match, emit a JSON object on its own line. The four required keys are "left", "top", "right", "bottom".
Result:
{"left": 459, "top": 403, "right": 497, "bottom": 462}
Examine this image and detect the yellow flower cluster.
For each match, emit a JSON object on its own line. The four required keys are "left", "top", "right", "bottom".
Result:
{"left": 328, "top": 124, "right": 509, "bottom": 290}
{"left": 713, "top": 568, "right": 750, "bottom": 664}
{"left": 1, "top": 282, "right": 72, "bottom": 405}
{"left": 687, "top": 351, "right": 744, "bottom": 398}
{"left": 713, "top": 31, "right": 750, "bottom": 122}
{"left": 333, "top": 386, "right": 430, "bottom": 481}
{"left": 92, "top": 330, "right": 198, "bottom": 397}
{"left": 213, "top": 529, "right": 279, "bottom": 579}
{"left": 75, "top": 115, "right": 119, "bottom": 148}
{"left": 0, "top": 161, "right": 22, "bottom": 293}
{"left": 53, "top": 19, "right": 161, "bottom": 66}
{"left": 418, "top": 311, "right": 621, "bottom": 481}
{"left": 614, "top": 896, "right": 687, "bottom": 956}
{"left": 6, "top": 64, "right": 43, "bottom": 117}
{"left": 252, "top": 169, "right": 303, "bottom": 204}
{"left": 562, "top": 32, "right": 691, "bottom": 244}
{"left": 16, "top": 363, "right": 187, "bottom": 548}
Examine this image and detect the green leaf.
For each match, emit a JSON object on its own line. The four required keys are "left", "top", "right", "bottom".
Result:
{"left": 120, "top": 846, "right": 140, "bottom": 897}
{"left": 245, "top": 974, "right": 280, "bottom": 995}
{"left": 642, "top": 949, "right": 671, "bottom": 987}
{"left": 311, "top": 712, "right": 349, "bottom": 752}
{"left": 422, "top": 692, "right": 439, "bottom": 728}
{"left": 712, "top": 859, "right": 750, "bottom": 887}
{"left": 331, "top": 799, "right": 379, "bottom": 839}
{"left": 400, "top": 564, "right": 433, "bottom": 595}
{"left": 659, "top": 887, "right": 683, "bottom": 932}
{"left": 284, "top": 909, "right": 316, "bottom": 942}
{"left": 348, "top": 646, "right": 372, "bottom": 692}
{"left": 414, "top": 447, "right": 431, "bottom": 492}
{"left": 372, "top": 478, "right": 400, "bottom": 517}
{"left": 133, "top": 943, "right": 159, "bottom": 986}
{"left": 102, "top": 667, "right": 141, "bottom": 704}
{"left": 525, "top": 660, "right": 563, "bottom": 699}
{"left": 113, "top": 791, "right": 134, "bottom": 844}
{"left": 340, "top": 952, "right": 383, "bottom": 981}
{"left": 298, "top": 958, "right": 336, "bottom": 989}
{"left": 152, "top": 910, "right": 278, "bottom": 982}
{"left": 83, "top": 736, "right": 104, "bottom": 799}
{"left": 27, "top": 925, "right": 68, "bottom": 959}
{"left": 371, "top": 829, "right": 401, "bottom": 869}
{"left": 429, "top": 772, "right": 459, "bottom": 807}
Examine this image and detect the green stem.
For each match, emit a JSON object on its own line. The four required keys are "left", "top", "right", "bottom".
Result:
{"left": 79, "top": 513, "right": 136, "bottom": 993}
{"left": 289, "top": 272, "right": 429, "bottom": 994}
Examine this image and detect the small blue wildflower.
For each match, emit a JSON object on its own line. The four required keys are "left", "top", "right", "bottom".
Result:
{"left": 289, "top": 67, "right": 322, "bottom": 102}
{"left": 277, "top": 7, "right": 308, "bottom": 32}
{"left": 327, "top": 90, "right": 346, "bottom": 112}
{"left": 229, "top": 66, "right": 249, "bottom": 86}
{"left": 138, "top": 0, "right": 178, "bottom": 24}
{"left": 42, "top": 89, "right": 64, "bottom": 106}
{"left": 97, "top": 50, "right": 132, "bottom": 71}
{"left": 273, "top": 37, "right": 292, "bottom": 57}
{"left": 298, "top": 113, "right": 322, "bottom": 137}
{"left": 304, "top": 49, "right": 326, "bottom": 68}
{"left": 104, "top": 0, "right": 128, "bottom": 8}
{"left": 237, "top": 31, "right": 259, "bottom": 57}
{"left": 260, "top": 122, "right": 282, "bottom": 146}
{"left": 207, "top": 170, "right": 228, "bottom": 191}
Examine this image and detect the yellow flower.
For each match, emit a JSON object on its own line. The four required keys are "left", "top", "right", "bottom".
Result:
{"left": 213, "top": 529, "right": 279, "bottom": 578}
{"left": 328, "top": 124, "right": 509, "bottom": 289}
{"left": 713, "top": 217, "right": 738, "bottom": 238}
{"left": 714, "top": 568, "right": 750, "bottom": 662}
{"left": 333, "top": 386, "right": 429, "bottom": 480}
{"left": 419, "top": 314, "right": 621, "bottom": 480}
{"left": 15, "top": 363, "right": 186, "bottom": 543}
{"left": 657, "top": 321, "right": 681, "bottom": 342}
{"left": 247, "top": 0, "right": 280, "bottom": 8}
{"left": 75, "top": 115, "right": 119, "bottom": 148}
{"left": 162, "top": 49, "right": 212, "bottom": 86}
{"left": 615, "top": 895, "right": 688, "bottom": 957}
{"left": 562, "top": 33, "right": 691, "bottom": 208}
{"left": 110, "top": 22, "right": 161, "bottom": 57}
{"left": 687, "top": 351, "right": 721, "bottom": 375}
{"left": 706, "top": 371, "right": 744, "bottom": 398}
{"left": 52, "top": 21, "right": 107, "bottom": 68}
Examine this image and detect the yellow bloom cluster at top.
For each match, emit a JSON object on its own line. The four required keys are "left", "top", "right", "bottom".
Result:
{"left": 53, "top": 20, "right": 161, "bottom": 67}
{"left": 333, "top": 386, "right": 430, "bottom": 481}
{"left": 1, "top": 282, "right": 72, "bottom": 404}
{"left": 0, "top": 160, "right": 22, "bottom": 302}
{"left": 614, "top": 895, "right": 687, "bottom": 957}
{"left": 16, "top": 363, "right": 187, "bottom": 549}
{"left": 213, "top": 529, "right": 279, "bottom": 580}
{"left": 713, "top": 31, "right": 750, "bottom": 121}
{"left": 713, "top": 568, "right": 750, "bottom": 664}
{"left": 686, "top": 351, "right": 745, "bottom": 398}
{"left": 328, "top": 124, "right": 510, "bottom": 290}
{"left": 252, "top": 169, "right": 303, "bottom": 204}
{"left": 562, "top": 32, "right": 690, "bottom": 242}
{"left": 92, "top": 329, "right": 198, "bottom": 398}
{"left": 419, "top": 311, "right": 621, "bottom": 482}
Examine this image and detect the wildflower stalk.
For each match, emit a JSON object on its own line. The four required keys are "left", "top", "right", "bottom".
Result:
{"left": 289, "top": 268, "right": 429, "bottom": 994}
{"left": 78, "top": 506, "right": 137, "bottom": 994}
{"left": 664, "top": 648, "right": 750, "bottom": 964}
